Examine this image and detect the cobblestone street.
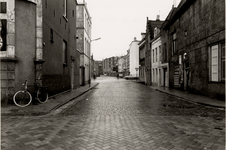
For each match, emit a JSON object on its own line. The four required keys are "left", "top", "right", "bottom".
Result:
{"left": 1, "top": 77, "right": 225, "bottom": 150}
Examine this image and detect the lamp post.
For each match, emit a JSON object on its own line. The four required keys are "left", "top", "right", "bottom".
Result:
{"left": 89, "top": 37, "right": 101, "bottom": 87}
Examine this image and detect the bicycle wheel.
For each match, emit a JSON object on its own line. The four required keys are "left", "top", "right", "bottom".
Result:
{"left": 37, "top": 88, "right": 48, "bottom": 103}
{"left": 13, "top": 90, "right": 32, "bottom": 107}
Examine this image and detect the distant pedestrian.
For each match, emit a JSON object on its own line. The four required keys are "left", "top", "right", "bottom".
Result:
{"left": 116, "top": 73, "right": 119, "bottom": 79}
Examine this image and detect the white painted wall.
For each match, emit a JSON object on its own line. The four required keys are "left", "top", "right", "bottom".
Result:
{"left": 129, "top": 38, "right": 140, "bottom": 77}
{"left": 151, "top": 37, "right": 161, "bottom": 85}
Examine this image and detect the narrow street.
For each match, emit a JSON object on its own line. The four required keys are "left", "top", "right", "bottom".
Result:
{"left": 2, "top": 76, "right": 225, "bottom": 150}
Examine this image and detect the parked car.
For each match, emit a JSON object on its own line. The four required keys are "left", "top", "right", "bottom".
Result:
{"left": 124, "top": 76, "right": 138, "bottom": 80}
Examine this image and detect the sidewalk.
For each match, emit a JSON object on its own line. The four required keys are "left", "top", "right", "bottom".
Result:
{"left": 1, "top": 82, "right": 99, "bottom": 116}
{"left": 149, "top": 85, "right": 225, "bottom": 109}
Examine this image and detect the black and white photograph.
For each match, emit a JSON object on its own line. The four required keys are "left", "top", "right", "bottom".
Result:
{"left": 1, "top": 0, "right": 225, "bottom": 149}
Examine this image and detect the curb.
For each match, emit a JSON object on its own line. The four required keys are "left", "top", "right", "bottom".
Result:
{"left": 49, "top": 83, "right": 99, "bottom": 112}
{"left": 155, "top": 89, "right": 225, "bottom": 109}
{"left": 1, "top": 83, "right": 99, "bottom": 117}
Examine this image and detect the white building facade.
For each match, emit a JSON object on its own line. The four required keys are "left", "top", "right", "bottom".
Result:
{"left": 76, "top": 1, "right": 92, "bottom": 85}
{"left": 129, "top": 37, "right": 140, "bottom": 77}
{"left": 151, "top": 35, "right": 161, "bottom": 86}
{"left": 151, "top": 27, "right": 169, "bottom": 87}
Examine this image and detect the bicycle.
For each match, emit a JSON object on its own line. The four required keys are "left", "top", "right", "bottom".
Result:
{"left": 13, "top": 79, "right": 48, "bottom": 107}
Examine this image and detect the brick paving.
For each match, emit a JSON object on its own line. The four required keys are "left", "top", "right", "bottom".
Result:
{"left": 1, "top": 76, "right": 225, "bottom": 150}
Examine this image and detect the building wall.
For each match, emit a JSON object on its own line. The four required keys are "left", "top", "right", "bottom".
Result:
{"left": 42, "top": 0, "right": 79, "bottom": 95}
{"left": 145, "top": 19, "right": 164, "bottom": 85}
{"left": 167, "top": 0, "right": 225, "bottom": 100}
{"left": 160, "top": 29, "right": 169, "bottom": 87}
{"left": 0, "top": 0, "right": 40, "bottom": 104}
{"left": 151, "top": 37, "right": 161, "bottom": 86}
{"left": 129, "top": 38, "right": 140, "bottom": 77}
{"left": 139, "top": 39, "right": 146, "bottom": 82}
{"left": 76, "top": 3, "right": 91, "bottom": 85}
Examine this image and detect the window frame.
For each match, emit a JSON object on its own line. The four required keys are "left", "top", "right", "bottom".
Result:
{"left": 0, "top": 19, "right": 7, "bottom": 51}
{"left": 172, "top": 32, "right": 176, "bottom": 56}
{"left": 50, "top": 28, "right": 53, "bottom": 43}
{"left": 209, "top": 42, "right": 225, "bottom": 82}
{"left": 63, "top": 40, "right": 67, "bottom": 65}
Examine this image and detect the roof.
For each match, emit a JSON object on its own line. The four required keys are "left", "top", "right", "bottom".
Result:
{"left": 162, "top": 0, "right": 196, "bottom": 29}
{"left": 146, "top": 19, "right": 164, "bottom": 40}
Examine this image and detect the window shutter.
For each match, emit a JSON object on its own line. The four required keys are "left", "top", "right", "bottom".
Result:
{"left": 211, "top": 45, "right": 219, "bottom": 81}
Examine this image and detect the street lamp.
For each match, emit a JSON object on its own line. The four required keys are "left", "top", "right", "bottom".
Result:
{"left": 89, "top": 37, "right": 101, "bottom": 87}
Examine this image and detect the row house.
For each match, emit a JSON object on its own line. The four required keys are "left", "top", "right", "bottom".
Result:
{"left": 102, "top": 56, "right": 118, "bottom": 76}
{"left": 117, "top": 56, "right": 127, "bottom": 77}
{"left": 151, "top": 27, "right": 161, "bottom": 86}
{"left": 94, "top": 60, "right": 103, "bottom": 77}
{"left": 144, "top": 17, "right": 164, "bottom": 85}
{"left": 76, "top": 1, "right": 92, "bottom": 86}
{"left": 138, "top": 33, "right": 146, "bottom": 82}
{"left": 154, "top": 0, "right": 225, "bottom": 100}
{"left": 140, "top": 0, "right": 224, "bottom": 100}
{"left": 162, "top": 0, "right": 225, "bottom": 100}
{"left": 125, "top": 50, "right": 130, "bottom": 76}
{"left": 129, "top": 37, "right": 140, "bottom": 77}
{"left": 0, "top": 0, "right": 80, "bottom": 105}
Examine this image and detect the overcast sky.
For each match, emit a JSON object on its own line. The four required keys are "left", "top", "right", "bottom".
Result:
{"left": 84, "top": 0, "right": 178, "bottom": 60}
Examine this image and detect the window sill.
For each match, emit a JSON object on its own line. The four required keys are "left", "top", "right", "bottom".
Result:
{"left": 209, "top": 80, "right": 225, "bottom": 83}
{"left": 63, "top": 63, "right": 68, "bottom": 66}
{"left": 63, "top": 15, "right": 68, "bottom": 22}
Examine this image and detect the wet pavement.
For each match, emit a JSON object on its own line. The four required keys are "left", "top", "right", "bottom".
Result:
{"left": 1, "top": 76, "right": 225, "bottom": 150}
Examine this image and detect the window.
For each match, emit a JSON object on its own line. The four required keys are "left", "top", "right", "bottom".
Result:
{"left": 209, "top": 42, "right": 225, "bottom": 82}
{"left": 172, "top": 32, "right": 176, "bottom": 55}
{"left": 50, "top": 28, "right": 53, "bottom": 43}
{"left": 0, "top": 2, "right": 7, "bottom": 13}
{"left": 152, "top": 49, "right": 154, "bottom": 63}
{"left": 154, "top": 27, "right": 157, "bottom": 38}
{"left": 63, "top": 40, "right": 67, "bottom": 64}
{"left": 156, "top": 48, "right": 157, "bottom": 62}
{"left": 221, "top": 43, "right": 225, "bottom": 80}
{"left": 0, "top": 19, "right": 7, "bottom": 51}
{"left": 164, "top": 43, "right": 167, "bottom": 61}
{"left": 159, "top": 45, "right": 161, "bottom": 62}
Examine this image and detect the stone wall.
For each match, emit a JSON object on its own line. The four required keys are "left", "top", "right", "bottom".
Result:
{"left": 42, "top": 74, "right": 71, "bottom": 96}
{"left": 1, "top": 60, "right": 17, "bottom": 105}
{"left": 167, "top": 0, "right": 225, "bottom": 100}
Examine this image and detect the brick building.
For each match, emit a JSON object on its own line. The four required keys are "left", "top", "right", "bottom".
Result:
{"left": 162, "top": 0, "right": 225, "bottom": 100}
{"left": 0, "top": 0, "right": 79, "bottom": 105}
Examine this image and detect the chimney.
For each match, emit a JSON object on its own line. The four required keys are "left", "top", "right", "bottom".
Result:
{"left": 173, "top": 0, "right": 177, "bottom": 7}
{"left": 141, "top": 33, "right": 146, "bottom": 39}
{"left": 134, "top": 37, "right": 137, "bottom": 41}
{"left": 156, "top": 15, "right": 160, "bottom": 21}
